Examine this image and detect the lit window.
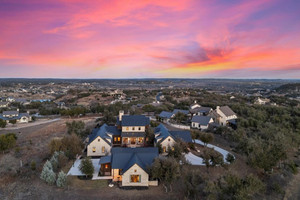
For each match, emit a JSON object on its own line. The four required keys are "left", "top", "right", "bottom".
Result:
{"left": 92, "top": 147, "right": 96, "bottom": 152}
{"left": 126, "top": 127, "right": 129, "bottom": 131}
{"left": 102, "top": 146, "right": 105, "bottom": 153}
{"left": 114, "top": 137, "right": 117, "bottom": 142}
{"left": 130, "top": 175, "right": 141, "bottom": 183}
{"left": 118, "top": 137, "right": 121, "bottom": 142}
{"left": 163, "top": 146, "right": 166, "bottom": 153}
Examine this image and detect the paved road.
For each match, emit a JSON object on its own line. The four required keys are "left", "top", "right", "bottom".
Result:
{"left": 1, "top": 118, "right": 61, "bottom": 131}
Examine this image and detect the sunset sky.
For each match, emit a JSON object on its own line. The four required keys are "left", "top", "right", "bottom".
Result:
{"left": 0, "top": 0, "right": 299, "bottom": 78}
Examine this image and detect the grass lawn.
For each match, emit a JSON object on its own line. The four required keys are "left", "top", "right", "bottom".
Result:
{"left": 68, "top": 176, "right": 108, "bottom": 189}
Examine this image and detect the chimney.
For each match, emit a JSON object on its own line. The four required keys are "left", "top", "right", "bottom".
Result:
{"left": 17, "top": 108, "right": 19, "bottom": 112}
{"left": 119, "top": 110, "right": 124, "bottom": 121}
{"left": 216, "top": 106, "right": 220, "bottom": 111}
{"left": 194, "top": 100, "right": 197, "bottom": 104}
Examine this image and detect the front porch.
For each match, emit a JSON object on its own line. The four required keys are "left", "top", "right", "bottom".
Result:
{"left": 122, "top": 137, "right": 145, "bottom": 147}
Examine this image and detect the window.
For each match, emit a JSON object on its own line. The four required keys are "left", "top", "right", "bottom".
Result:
{"left": 118, "top": 137, "right": 121, "bottom": 142}
{"left": 102, "top": 146, "right": 105, "bottom": 153}
{"left": 123, "top": 137, "right": 128, "bottom": 144}
{"left": 132, "top": 127, "right": 135, "bottom": 130}
{"left": 114, "top": 137, "right": 117, "bottom": 142}
{"left": 138, "top": 127, "right": 141, "bottom": 130}
{"left": 98, "top": 139, "right": 100, "bottom": 142}
{"left": 92, "top": 147, "right": 96, "bottom": 153}
{"left": 138, "top": 137, "right": 144, "bottom": 144}
{"left": 130, "top": 175, "right": 141, "bottom": 183}
{"left": 126, "top": 127, "right": 129, "bottom": 131}
{"left": 163, "top": 146, "right": 166, "bottom": 153}
{"left": 168, "top": 138, "right": 171, "bottom": 142}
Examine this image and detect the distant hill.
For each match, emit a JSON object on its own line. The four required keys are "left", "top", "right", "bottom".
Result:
{"left": 276, "top": 83, "right": 300, "bottom": 93}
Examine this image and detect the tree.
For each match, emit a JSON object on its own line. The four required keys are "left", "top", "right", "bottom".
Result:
{"left": 191, "top": 130, "right": 200, "bottom": 140}
{"left": 183, "top": 169, "right": 205, "bottom": 199}
{"left": 150, "top": 157, "right": 180, "bottom": 192}
{"left": 173, "top": 112, "right": 187, "bottom": 123}
{"left": 226, "top": 153, "right": 235, "bottom": 164}
{"left": 9, "top": 119, "right": 17, "bottom": 125}
{"left": 79, "top": 157, "right": 94, "bottom": 178}
{"left": 199, "top": 132, "right": 214, "bottom": 146}
{"left": 0, "top": 133, "right": 17, "bottom": 152}
{"left": 56, "top": 171, "right": 67, "bottom": 188}
{"left": 0, "top": 119, "right": 6, "bottom": 128}
{"left": 49, "top": 134, "right": 83, "bottom": 159}
{"left": 66, "top": 120, "right": 85, "bottom": 137}
{"left": 40, "top": 160, "right": 56, "bottom": 185}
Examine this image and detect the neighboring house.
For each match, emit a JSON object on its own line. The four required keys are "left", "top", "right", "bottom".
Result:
{"left": 0, "top": 109, "right": 32, "bottom": 123}
{"left": 172, "top": 109, "right": 190, "bottom": 116}
{"left": 214, "top": 106, "right": 237, "bottom": 126}
{"left": 189, "top": 101, "right": 201, "bottom": 110}
{"left": 87, "top": 124, "right": 121, "bottom": 157}
{"left": 99, "top": 147, "right": 158, "bottom": 187}
{"left": 154, "top": 124, "right": 192, "bottom": 153}
{"left": 191, "top": 116, "right": 214, "bottom": 130}
{"left": 159, "top": 111, "right": 174, "bottom": 122}
{"left": 15, "top": 98, "right": 30, "bottom": 105}
{"left": 0, "top": 102, "right": 9, "bottom": 108}
{"left": 254, "top": 97, "right": 270, "bottom": 105}
{"left": 190, "top": 106, "right": 212, "bottom": 116}
{"left": 117, "top": 111, "right": 150, "bottom": 147}
{"left": 6, "top": 97, "right": 15, "bottom": 102}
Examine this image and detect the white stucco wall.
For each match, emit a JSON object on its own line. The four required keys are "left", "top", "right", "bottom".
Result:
{"left": 160, "top": 136, "right": 176, "bottom": 152}
{"left": 122, "top": 126, "right": 145, "bottom": 132}
{"left": 87, "top": 136, "right": 111, "bottom": 157}
{"left": 122, "top": 164, "right": 149, "bottom": 187}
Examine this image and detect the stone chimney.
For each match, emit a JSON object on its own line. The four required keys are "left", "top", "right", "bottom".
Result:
{"left": 119, "top": 110, "right": 124, "bottom": 121}
{"left": 216, "top": 106, "right": 220, "bottom": 111}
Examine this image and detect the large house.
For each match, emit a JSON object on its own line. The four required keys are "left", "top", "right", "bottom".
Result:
{"left": 191, "top": 116, "right": 214, "bottom": 130}
{"left": 99, "top": 147, "right": 158, "bottom": 187}
{"left": 117, "top": 111, "right": 150, "bottom": 147}
{"left": 154, "top": 124, "right": 192, "bottom": 153}
{"left": 87, "top": 111, "right": 150, "bottom": 156}
{"left": 0, "top": 109, "right": 32, "bottom": 124}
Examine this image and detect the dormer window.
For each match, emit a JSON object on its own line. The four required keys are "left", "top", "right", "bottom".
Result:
{"left": 126, "top": 127, "right": 129, "bottom": 131}
{"left": 132, "top": 127, "right": 135, "bottom": 130}
{"left": 138, "top": 127, "right": 141, "bottom": 130}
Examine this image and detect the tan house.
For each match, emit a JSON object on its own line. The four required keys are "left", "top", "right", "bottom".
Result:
{"left": 209, "top": 106, "right": 237, "bottom": 126}
{"left": 0, "top": 109, "right": 32, "bottom": 124}
{"left": 99, "top": 147, "right": 158, "bottom": 187}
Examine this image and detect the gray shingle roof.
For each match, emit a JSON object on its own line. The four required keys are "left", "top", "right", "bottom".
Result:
{"left": 191, "top": 116, "right": 213, "bottom": 126}
{"left": 190, "top": 107, "right": 212, "bottom": 114}
{"left": 121, "top": 115, "right": 150, "bottom": 126}
{"left": 219, "top": 106, "right": 236, "bottom": 117}
{"left": 155, "top": 124, "right": 192, "bottom": 143}
{"left": 172, "top": 109, "right": 189, "bottom": 115}
{"left": 159, "top": 111, "right": 173, "bottom": 119}
{"left": 3, "top": 111, "right": 19, "bottom": 116}
{"left": 169, "top": 131, "right": 193, "bottom": 143}
{"left": 88, "top": 124, "right": 121, "bottom": 145}
{"left": 111, "top": 147, "right": 158, "bottom": 173}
